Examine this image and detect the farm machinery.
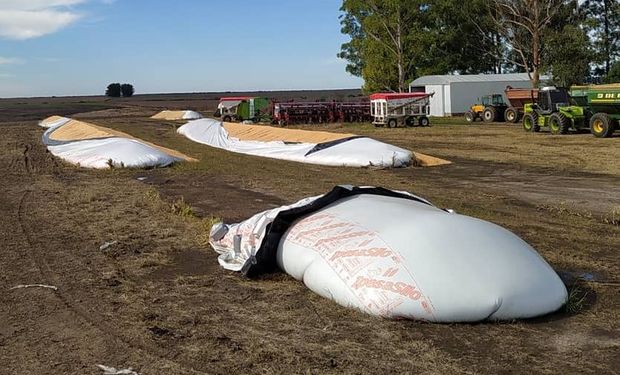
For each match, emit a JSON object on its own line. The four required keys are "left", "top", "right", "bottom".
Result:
{"left": 465, "top": 87, "right": 538, "bottom": 123}
{"left": 370, "top": 92, "right": 432, "bottom": 128}
{"left": 570, "top": 84, "right": 620, "bottom": 138}
{"left": 272, "top": 100, "right": 371, "bottom": 125}
{"left": 522, "top": 87, "right": 587, "bottom": 134}
{"left": 522, "top": 85, "right": 620, "bottom": 137}
{"left": 215, "top": 96, "right": 271, "bottom": 123}
{"left": 464, "top": 94, "right": 507, "bottom": 123}
{"left": 504, "top": 87, "right": 538, "bottom": 123}
{"left": 215, "top": 97, "right": 371, "bottom": 125}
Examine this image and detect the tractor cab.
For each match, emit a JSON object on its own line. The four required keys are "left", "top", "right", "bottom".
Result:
{"left": 481, "top": 94, "right": 506, "bottom": 107}
{"left": 534, "top": 87, "right": 571, "bottom": 114}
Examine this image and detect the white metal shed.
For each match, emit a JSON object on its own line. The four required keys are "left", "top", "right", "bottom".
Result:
{"left": 409, "top": 73, "right": 542, "bottom": 117}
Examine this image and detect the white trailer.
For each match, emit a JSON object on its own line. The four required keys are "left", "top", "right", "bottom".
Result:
{"left": 370, "top": 92, "right": 433, "bottom": 128}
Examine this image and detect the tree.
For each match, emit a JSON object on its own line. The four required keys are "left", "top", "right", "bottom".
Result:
{"left": 542, "top": 1, "right": 592, "bottom": 87}
{"left": 121, "top": 83, "right": 135, "bottom": 97}
{"left": 486, "top": 0, "right": 565, "bottom": 87}
{"left": 105, "top": 83, "right": 121, "bottom": 97}
{"left": 543, "top": 25, "right": 592, "bottom": 86}
{"left": 583, "top": 0, "right": 620, "bottom": 77}
{"left": 604, "top": 61, "right": 620, "bottom": 83}
{"left": 339, "top": 0, "right": 501, "bottom": 93}
{"left": 339, "top": 0, "right": 424, "bottom": 93}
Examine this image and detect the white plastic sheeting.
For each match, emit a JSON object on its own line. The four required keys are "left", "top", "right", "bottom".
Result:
{"left": 209, "top": 186, "right": 567, "bottom": 322}
{"left": 177, "top": 119, "right": 412, "bottom": 167}
{"left": 42, "top": 117, "right": 182, "bottom": 169}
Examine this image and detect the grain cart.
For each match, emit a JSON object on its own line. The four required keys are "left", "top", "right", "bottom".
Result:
{"left": 464, "top": 94, "right": 507, "bottom": 123}
{"left": 504, "top": 87, "right": 538, "bottom": 123}
{"left": 215, "top": 96, "right": 270, "bottom": 123}
{"left": 522, "top": 87, "right": 586, "bottom": 134}
{"left": 370, "top": 92, "right": 432, "bottom": 128}
{"left": 570, "top": 84, "right": 620, "bottom": 138}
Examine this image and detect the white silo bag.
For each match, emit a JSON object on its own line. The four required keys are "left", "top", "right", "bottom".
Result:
{"left": 210, "top": 186, "right": 567, "bottom": 322}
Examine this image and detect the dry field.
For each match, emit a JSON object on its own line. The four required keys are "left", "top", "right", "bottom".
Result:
{"left": 0, "top": 94, "right": 618, "bottom": 374}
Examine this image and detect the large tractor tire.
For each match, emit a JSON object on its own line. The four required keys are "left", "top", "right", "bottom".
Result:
{"left": 549, "top": 113, "right": 570, "bottom": 135}
{"left": 590, "top": 112, "right": 615, "bottom": 138}
{"left": 504, "top": 107, "right": 519, "bottom": 123}
{"left": 387, "top": 118, "right": 398, "bottom": 128}
{"left": 418, "top": 116, "right": 430, "bottom": 127}
{"left": 522, "top": 113, "right": 540, "bottom": 132}
{"left": 482, "top": 106, "right": 497, "bottom": 122}
{"left": 465, "top": 111, "right": 476, "bottom": 123}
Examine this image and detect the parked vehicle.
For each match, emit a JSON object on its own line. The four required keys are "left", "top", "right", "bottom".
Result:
{"left": 215, "top": 96, "right": 270, "bottom": 122}
{"left": 570, "top": 84, "right": 620, "bottom": 138}
{"left": 370, "top": 92, "right": 432, "bottom": 128}
{"left": 464, "top": 94, "right": 507, "bottom": 123}
{"left": 504, "top": 87, "right": 538, "bottom": 123}
{"left": 522, "top": 87, "right": 587, "bottom": 134}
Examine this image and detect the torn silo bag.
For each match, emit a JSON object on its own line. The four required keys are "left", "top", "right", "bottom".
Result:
{"left": 209, "top": 186, "right": 567, "bottom": 322}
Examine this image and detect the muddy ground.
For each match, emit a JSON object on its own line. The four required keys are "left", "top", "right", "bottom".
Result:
{"left": 0, "top": 94, "right": 618, "bottom": 374}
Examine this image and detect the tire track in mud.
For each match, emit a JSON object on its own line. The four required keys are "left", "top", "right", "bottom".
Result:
{"left": 16, "top": 190, "right": 209, "bottom": 375}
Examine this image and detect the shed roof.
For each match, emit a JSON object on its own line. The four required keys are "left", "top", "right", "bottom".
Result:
{"left": 410, "top": 73, "right": 538, "bottom": 86}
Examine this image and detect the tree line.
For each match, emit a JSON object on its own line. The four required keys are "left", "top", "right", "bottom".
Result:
{"left": 338, "top": 0, "right": 620, "bottom": 92}
{"left": 106, "top": 83, "right": 135, "bottom": 97}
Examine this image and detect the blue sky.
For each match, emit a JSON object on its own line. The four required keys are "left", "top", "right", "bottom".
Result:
{"left": 0, "top": 0, "right": 362, "bottom": 97}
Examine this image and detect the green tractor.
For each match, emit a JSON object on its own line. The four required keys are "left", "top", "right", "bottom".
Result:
{"left": 522, "top": 87, "right": 587, "bottom": 134}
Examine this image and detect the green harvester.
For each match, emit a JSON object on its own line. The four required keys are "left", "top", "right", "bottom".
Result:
{"left": 570, "top": 84, "right": 620, "bottom": 138}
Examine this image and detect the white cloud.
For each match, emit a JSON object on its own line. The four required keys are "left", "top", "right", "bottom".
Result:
{"left": 0, "top": 56, "right": 23, "bottom": 64}
{"left": 0, "top": 0, "right": 87, "bottom": 39}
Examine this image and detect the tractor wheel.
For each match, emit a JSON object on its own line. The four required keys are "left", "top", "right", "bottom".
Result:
{"left": 590, "top": 112, "right": 614, "bottom": 138}
{"left": 465, "top": 111, "right": 475, "bottom": 123}
{"left": 482, "top": 106, "right": 497, "bottom": 122}
{"left": 405, "top": 116, "right": 415, "bottom": 127}
{"left": 418, "top": 116, "right": 430, "bottom": 127}
{"left": 504, "top": 107, "right": 519, "bottom": 123}
{"left": 549, "top": 113, "right": 570, "bottom": 135}
{"left": 523, "top": 113, "right": 540, "bottom": 132}
{"left": 387, "top": 118, "right": 398, "bottom": 128}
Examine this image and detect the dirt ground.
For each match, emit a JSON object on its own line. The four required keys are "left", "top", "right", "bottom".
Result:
{"left": 0, "top": 94, "right": 618, "bottom": 374}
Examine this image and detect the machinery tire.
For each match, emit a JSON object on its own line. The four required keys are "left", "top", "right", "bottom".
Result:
{"left": 465, "top": 111, "right": 475, "bottom": 123}
{"left": 418, "top": 116, "right": 430, "bottom": 127}
{"left": 522, "top": 113, "right": 539, "bottom": 132}
{"left": 405, "top": 117, "right": 415, "bottom": 127}
{"left": 549, "top": 113, "right": 570, "bottom": 135}
{"left": 504, "top": 107, "right": 519, "bottom": 123}
{"left": 482, "top": 106, "right": 497, "bottom": 122}
{"left": 223, "top": 115, "right": 232, "bottom": 122}
{"left": 590, "top": 112, "right": 614, "bottom": 138}
{"left": 387, "top": 118, "right": 398, "bottom": 128}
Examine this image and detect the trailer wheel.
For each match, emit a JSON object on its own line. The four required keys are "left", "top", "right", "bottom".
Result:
{"left": 483, "top": 107, "right": 497, "bottom": 122}
{"left": 549, "top": 113, "right": 569, "bottom": 135}
{"left": 405, "top": 117, "right": 415, "bottom": 127}
{"left": 464, "top": 111, "right": 475, "bottom": 123}
{"left": 418, "top": 116, "right": 430, "bottom": 127}
{"left": 387, "top": 118, "right": 398, "bottom": 128}
{"left": 504, "top": 107, "right": 519, "bottom": 123}
{"left": 223, "top": 115, "right": 232, "bottom": 122}
{"left": 523, "top": 113, "right": 539, "bottom": 132}
{"left": 590, "top": 113, "right": 614, "bottom": 138}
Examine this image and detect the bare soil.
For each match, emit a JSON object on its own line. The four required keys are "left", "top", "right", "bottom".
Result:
{"left": 0, "top": 93, "right": 618, "bottom": 374}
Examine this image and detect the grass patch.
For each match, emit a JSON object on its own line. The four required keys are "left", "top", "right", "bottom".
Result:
{"left": 564, "top": 284, "right": 588, "bottom": 314}
{"left": 170, "top": 197, "right": 195, "bottom": 218}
